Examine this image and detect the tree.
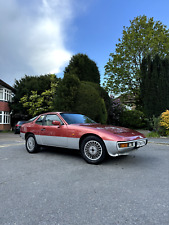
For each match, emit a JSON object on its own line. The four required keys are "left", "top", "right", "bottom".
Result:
{"left": 64, "top": 53, "right": 100, "bottom": 84}
{"left": 104, "top": 15, "right": 169, "bottom": 97}
{"left": 11, "top": 74, "right": 59, "bottom": 118}
{"left": 53, "top": 74, "right": 80, "bottom": 112}
{"left": 74, "top": 82, "right": 107, "bottom": 123}
{"left": 54, "top": 75, "right": 107, "bottom": 123}
{"left": 20, "top": 75, "right": 59, "bottom": 116}
{"left": 140, "top": 55, "right": 169, "bottom": 117}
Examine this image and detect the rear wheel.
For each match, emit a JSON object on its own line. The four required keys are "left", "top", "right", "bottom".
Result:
{"left": 26, "top": 134, "right": 39, "bottom": 153}
{"left": 80, "top": 136, "right": 106, "bottom": 164}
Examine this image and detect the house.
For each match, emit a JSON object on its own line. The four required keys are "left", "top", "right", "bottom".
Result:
{"left": 0, "top": 79, "right": 15, "bottom": 131}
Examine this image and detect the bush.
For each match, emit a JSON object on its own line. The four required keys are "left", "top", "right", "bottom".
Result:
{"left": 74, "top": 82, "right": 107, "bottom": 124}
{"left": 160, "top": 110, "right": 169, "bottom": 136}
{"left": 146, "top": 115, "right": 160, "bottom": 131}
{"left": 54, "top": 74, "right": 80, "bottom": 111}
{"left": 120, "top": 109, "right": 146, "bottom": 129}
{"left": 147, "top": 131, "right": 160, "bottom": 138}
{"left": 145, "top": 114, "right": 167, "bottom": 136}
{"left": 107, "top": 96, "right": 124, "bottom": 125}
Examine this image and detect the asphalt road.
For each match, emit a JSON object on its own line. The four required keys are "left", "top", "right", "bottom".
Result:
{"left": 0, "top": 133, "right": 169, "bottom": 225}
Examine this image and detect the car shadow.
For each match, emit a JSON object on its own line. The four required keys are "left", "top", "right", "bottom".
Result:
{"left": 38, "top": 146, "right": 82, "bottom": 160}
{"left": 37, "top": 146, "right": 160, "bottom": 167}
{"left": 104, "top": 152, "right": 161, "bottom": 168}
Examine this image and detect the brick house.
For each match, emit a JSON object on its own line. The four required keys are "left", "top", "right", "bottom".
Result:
{"left": 0, "top": 79, "right": 15, "bottom": 131}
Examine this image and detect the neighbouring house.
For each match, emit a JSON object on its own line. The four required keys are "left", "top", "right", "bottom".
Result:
{"left": 0, "top": 79, "right": 15, "bottom": 131}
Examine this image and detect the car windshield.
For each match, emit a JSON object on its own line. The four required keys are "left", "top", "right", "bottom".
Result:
{"left": 17, "top": 121, "right": 26, "bottom": 125}
{"left": 60, "top": 113, "right": 96, "bottom": 125}
{"left": 28, "top": 116, "right": 38, "bottom": 122}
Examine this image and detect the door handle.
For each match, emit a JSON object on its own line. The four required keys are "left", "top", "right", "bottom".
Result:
{"left": 41, "top": 128, "right": 45, "bottom": 131}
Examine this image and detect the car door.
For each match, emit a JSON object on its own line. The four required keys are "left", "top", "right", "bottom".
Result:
{"left": 39, "top": 114, "right": 68, "bottom": 147}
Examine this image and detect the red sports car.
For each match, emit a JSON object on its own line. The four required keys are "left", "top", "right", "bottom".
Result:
{"left": 20, "top": 112, "right": 148, "bottom": 164}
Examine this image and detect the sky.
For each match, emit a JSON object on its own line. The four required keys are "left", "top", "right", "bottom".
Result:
{"left": 1, "top": 0, "right": 169, "bottom": 87}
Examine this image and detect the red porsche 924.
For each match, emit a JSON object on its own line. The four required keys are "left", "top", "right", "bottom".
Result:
{"left": 20, "top": 112, "right": 148, "bottom": 164}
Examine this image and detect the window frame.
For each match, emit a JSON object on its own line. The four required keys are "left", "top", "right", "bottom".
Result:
{"left": 0, "top": 87, "right": 12, "bottom": 102}
{"left": 43, "top": 114, "right": 63, "bottom": 126}
{"left": 0, "top": 111, "right": 10, "bottom": 124}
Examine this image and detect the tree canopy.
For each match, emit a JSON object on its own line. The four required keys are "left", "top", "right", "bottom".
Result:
{"left": 64, "top": 53, "right": 100, "bottom": 84}
{"left": 53, "top": 74, "right": 81, "bottom": 112}
{"left": 104, "top": 15, "right": 169, "bottom": 97}
{"left": 11, "top": 74, "right": 59, "bottom": 117}
{"left": 20, "top": 75, "right": 58, "bottom": 116}
{"left": 74, "top": 82, "right": 107, "bottom": 123}
{"left": 140, "top": 54, "right": 169, "bottom": 118}
{"left": 54, "top": 74, "right": 107, "bottom": 123}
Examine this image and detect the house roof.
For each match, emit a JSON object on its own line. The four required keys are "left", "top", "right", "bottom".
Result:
{"left": 0, "top": 79, "right": 15, "bottom": 92}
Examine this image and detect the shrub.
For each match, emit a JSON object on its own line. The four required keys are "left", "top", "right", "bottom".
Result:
{"left": 74, "top": 82, "right": 107, "bottom": 124}
{"left": 160, "top": 110, "right": 169, "bottom": 135}
{"left": 54, "top": 74, "right": 80, "bottom": 111}
{"left": 107, "top": 96, "right": 124, "bottom": 125}
{"left": 147, "top": 131, "right": 160, "bottom": 138}
{"left": 146, "top": 115, "right": 160, "bottom": 131}
{"left": 120, "top": 109, "right": 146, "bottom": 129}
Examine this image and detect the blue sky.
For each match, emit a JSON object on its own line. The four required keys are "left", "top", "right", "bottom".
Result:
{"left": 1, "top": 0, "right": 169, "bottom": 87}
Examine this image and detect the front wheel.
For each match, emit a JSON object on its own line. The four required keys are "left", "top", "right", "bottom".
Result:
{"left": 26, "top": 134, "right": 39, "bottom": 153}
{"left": 80, "top": 136, "right": 106, "bottom": 164}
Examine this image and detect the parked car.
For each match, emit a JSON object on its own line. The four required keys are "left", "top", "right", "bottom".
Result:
{"left": 20, "top": 112, "right": 148, "bottom": 164}
{"left": 14, "top": 121, "right": 27, "bottom": 134}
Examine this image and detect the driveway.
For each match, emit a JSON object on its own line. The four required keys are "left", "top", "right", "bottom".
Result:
{"left": 0, "top": 133, "right": 169, "bottom": 225}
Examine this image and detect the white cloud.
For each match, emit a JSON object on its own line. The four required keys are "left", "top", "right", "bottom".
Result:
{"left": 0, "top": 0, "right": 76, "bottom": 84}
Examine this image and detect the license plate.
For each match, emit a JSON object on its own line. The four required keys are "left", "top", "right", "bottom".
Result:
{"left": 136, "top": 140, "right": 146, "bottom": 147}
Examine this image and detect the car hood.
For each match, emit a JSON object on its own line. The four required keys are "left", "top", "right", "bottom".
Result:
{"left": 78, "top": 124, "right": 145, "bottom": 140}
{"left": 79, "top": 124, "right": 134, "bottom": 133}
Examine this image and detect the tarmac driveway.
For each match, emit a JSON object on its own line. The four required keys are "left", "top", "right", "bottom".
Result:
{"left": 0, "top": 132, "right": 169, "bottom": 225}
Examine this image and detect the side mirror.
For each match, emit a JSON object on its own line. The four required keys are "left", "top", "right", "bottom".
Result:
{"left": 52, "top": 120, "right": 61, "bottom": 127}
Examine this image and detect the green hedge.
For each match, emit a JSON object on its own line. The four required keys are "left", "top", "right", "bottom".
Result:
{"left": 120, "top": 110, "right": 147, "bottom": 129}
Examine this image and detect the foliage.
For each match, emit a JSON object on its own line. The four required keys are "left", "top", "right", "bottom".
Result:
{"left": 104, "top": 15, "right": 169, "bottom": 97}
{"left": 107, "top": 96, "right": 124, "bottom": 125}
{"left": 80, "top": 81, "right": 110, "bottom": 114}
{"left": 160, "top": 110, "right": 169, "bottom": 135}
{"left": 11, "top": 74, "right": 59, "bottom": 116}
{"left": 53, "top": 74, "right": 81, "bottom": 112}
{"left": 74, "top": 82, "right": 107, "bottom": 123}
{"left": 147, "top": 131, "right": 160, "bottom": 138}
{"left": 20, "top": 75, "right": 59, "bottom": 116}
{"left": 54, "top": 76, "right": 107, "bottom": 123}
{"left": 120, "top": 109, "right": 147, "bottom": 129}
{"left": 140, "top": 55, "right": 169, "bottom": 118}
{"left": 64, "top": 53, "right": 100, "bottom": 84}
{"left": 146, "top": 115, "right": 161, "bottom": 131}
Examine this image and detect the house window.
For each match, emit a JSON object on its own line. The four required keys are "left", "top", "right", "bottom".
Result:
{"left": 0, "top": 88, "right": 12, "bottom": 102}
{"left": 0, "top": 89, "right": 3, "bottom": 100}
{"left": 0, "top": 111, "right": 10, "bottom": 124}
{"left": 0, "top": 111, "right": 2, "bottom": 123}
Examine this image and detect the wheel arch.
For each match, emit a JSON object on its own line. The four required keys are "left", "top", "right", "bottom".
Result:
{"left": 25, "top": 132, "right": 35, "bottom": 140}
{"left": 79, "top": 133, "right": 107, "bottom": 151}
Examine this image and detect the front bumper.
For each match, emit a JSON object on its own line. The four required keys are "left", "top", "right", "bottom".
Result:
{"left": 104, "top": 138, "right": 148, "bottom": 157}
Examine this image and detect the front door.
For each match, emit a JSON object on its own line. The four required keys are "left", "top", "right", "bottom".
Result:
{"left": 39, "top": 114, "right": 68, "bottom": 147}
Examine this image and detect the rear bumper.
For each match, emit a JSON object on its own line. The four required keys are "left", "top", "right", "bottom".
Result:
{"left": 20, "top": 132, "right": 25, "bottom": 140}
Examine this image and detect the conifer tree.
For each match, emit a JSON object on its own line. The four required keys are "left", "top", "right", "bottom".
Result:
{"left": 64, "top": 53, "right": 100, "bottom": 84}
{"left": 140, "top": 55, "right": 169, "bottom": 117}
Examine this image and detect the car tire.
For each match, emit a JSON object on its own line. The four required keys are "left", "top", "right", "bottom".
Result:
{"left": 80, "top": 136, "right": 107, "bottom": 164}
{"left": 26, "top": 134, "right": 39, "bottom": 153}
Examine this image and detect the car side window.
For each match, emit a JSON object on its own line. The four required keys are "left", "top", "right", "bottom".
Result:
{"left": 44, "top": 114, "right": 62, "bottom": 126}
{"left": 35, "top": 115, "right": 45, "bottom": 125}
